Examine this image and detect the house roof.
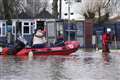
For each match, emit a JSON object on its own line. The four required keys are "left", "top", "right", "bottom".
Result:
{"left": 18, "top": 12, "right": 32, "bottom": 19}
{"left": 35, "top": 8, "right": 54, "bottom": 19}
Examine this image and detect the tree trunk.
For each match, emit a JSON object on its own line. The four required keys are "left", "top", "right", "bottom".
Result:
{"left": 2, "top": 0, "right": 12, "bottom": 19}
{"left": 2, "top": 0, "right": 16, "bottom": 19}
{"left": 59, "top": 0, "right": 62, "bottom": 19}
{"left": 98, "top": 7, "right": 101, "bottom": 25}
{"left": 52, "top": 0, "right": 58, "bottom": 19}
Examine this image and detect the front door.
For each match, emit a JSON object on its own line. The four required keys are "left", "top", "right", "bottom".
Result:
{"left": 36, "top": 21, "right": 44, "bottom": 30}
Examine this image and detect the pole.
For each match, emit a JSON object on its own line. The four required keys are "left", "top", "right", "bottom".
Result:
{"left": 114, "top": 33, "right": 117, "bottom": 49}
{"left": 68, "top": 0, "right": 70, "bottom": 21}
{"left": 59, "top": 0, "right": 62, "bottom": 19}
{"left": 114, "top": 25, "right": 117, "bottom": 49}
{"left": 68, "top": 0, "right": 71, "bottom": 41}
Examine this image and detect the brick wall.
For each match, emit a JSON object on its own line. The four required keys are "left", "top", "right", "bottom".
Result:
{"left": 84, "top": 19, "right": 93, "bottom": 48}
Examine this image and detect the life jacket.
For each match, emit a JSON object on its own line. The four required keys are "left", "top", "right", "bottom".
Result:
{"left": 102, "top": 33, "right": 110, "bottom": 45}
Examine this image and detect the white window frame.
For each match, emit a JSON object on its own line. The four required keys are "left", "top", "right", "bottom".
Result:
{"left": 12, "top": 21, "right": 16, "bottom": 35}
{"left": 31, "top": 21, "right": 36, "bottom": 34}
{"left": 0, "top": 22, "right": 6, "bottom": 37}
{"left": 12, "top": 25, "right": 16, "bottom": 35}
{"left": 22, "top": 21, "right": 31, "bottom": 36}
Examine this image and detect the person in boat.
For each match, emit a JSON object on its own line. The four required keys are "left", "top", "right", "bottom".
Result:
{"left": 54, "top": 31, "right": 65, "bottom": 47}
{"left": 8, "top": 34, "right": 27, "bottom": 55}
{"left": 32, "top": 27, "right": 47, "bottom": 48}
{"left": 15, "top": 35, "right": 27, "bottom": 51}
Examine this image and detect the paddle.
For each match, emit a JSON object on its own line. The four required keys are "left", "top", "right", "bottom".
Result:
{"left": 54, "top": 40, "right": 65, "bottom": 46}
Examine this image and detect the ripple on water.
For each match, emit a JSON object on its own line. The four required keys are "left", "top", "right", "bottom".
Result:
{"left": 0, "top": 50, "right": 120, "bottom": 80}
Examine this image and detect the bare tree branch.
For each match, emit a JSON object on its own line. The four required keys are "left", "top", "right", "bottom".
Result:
{"left": 23, "top": 0, "right": 49, "bottom": 17}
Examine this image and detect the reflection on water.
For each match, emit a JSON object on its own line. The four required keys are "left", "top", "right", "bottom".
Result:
{"left": 0, "top": 50, "right": 120, "bottom": 80}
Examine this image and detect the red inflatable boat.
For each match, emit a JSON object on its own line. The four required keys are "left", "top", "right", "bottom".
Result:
{"left": 2, "top": 41, "right": 80, "bottom": 56}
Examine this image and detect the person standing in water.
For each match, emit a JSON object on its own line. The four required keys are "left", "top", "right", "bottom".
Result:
{"left": 102, "top": 32, "right": 110, "bottom": 52}
{"left": 102, "top": 31, "right": 110, "bottom": 63}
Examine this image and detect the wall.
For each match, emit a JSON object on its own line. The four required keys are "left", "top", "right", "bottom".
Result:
{"left": 84, "top": 19, "right": 93, "bottom": 48}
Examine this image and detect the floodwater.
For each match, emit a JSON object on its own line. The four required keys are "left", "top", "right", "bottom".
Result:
{"left": 0, "top": 50, "right": 120, "bottom": 80}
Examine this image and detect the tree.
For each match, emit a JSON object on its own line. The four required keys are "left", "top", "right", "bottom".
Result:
{"left": 0, "top": 0, "right": 4, "bottom": 18}
{"left": 109, "top": 0, "right": 120, "bottom": 16}
{"left": 2, "top": 0, "right": 24, "bottom": 19}
{"left": 95, "top": 0, "right": 110, "bottom": 23}
{"left": 80, "top": 0, "right": 97, "bottom": 19}
{"left": 80, "top": 0, "right": 111, "bottom": 23}
{"left": 2, "top": 0, "right": 12, "bottom": 19}
{"left": 52, "top": 0, "right": 58, "bottom": 18}
{"left": 13, "top": 0, "right": 25, "bottom": 18}
{"left": 23, "top": 0, "right": 49, "bottom": 17}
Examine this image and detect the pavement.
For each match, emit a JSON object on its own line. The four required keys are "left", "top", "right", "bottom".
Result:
{"left": 96, "top": 49, "right": 120, "bottom": 53}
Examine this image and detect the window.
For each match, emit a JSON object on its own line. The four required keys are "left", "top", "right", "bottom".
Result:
{"left": 2, "top": 26, "right": 6, "bottom": 36}
{"left": 57, "top": 22, "right": 63, "bottom": 36}
{"left": 22, "top": 21, "right": 32, "bottom": 35}
{"left": 0, "top": 23, "right": 6, "bottom": 36}
{"left": 24, "top": 22, "right": 29, "bottom": 25}
{"left": 22, "top": 22, "right": 31, "bottom": 35}
{"left": 1, "top": 23, "right": 6, "bottom": 36}
{"left": 37, "top": 21, "right": 44, "bottom": 30}
{"left": 23, "top": 26, "right": 29, "bottom": 34}
{"left": 0, "top": 27, "right": 1, "bottom": 36}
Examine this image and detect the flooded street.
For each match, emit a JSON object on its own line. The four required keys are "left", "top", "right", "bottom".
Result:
{"left": 0, "top": 50, "right": 120, "bottom": 80}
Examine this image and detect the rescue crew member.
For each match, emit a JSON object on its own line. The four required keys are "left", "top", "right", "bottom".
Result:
{"left": 102, "top": 31, "right": 110, "bottom": 63}
{"left": 102, "top": 32, "right": 110, "bottom": 53}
